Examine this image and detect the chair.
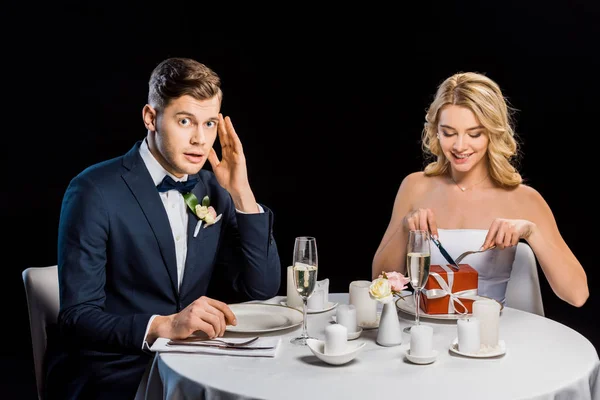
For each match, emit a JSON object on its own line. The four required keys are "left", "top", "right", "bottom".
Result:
{"left": 22, "top": 265, "right": 151, "bottom": 399}
{"left": 22, "top": 265, "right": 59, "bottom": 400}
{"left": 505, "top": 242, "right": 545, "bottom": 316}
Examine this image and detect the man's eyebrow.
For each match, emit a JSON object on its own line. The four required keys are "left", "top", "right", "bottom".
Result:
{"left": 174, "top": 111, "right": 196, "bottom": 118}
{"left": 439, "top": 124, "right": 484, "bottom": 131}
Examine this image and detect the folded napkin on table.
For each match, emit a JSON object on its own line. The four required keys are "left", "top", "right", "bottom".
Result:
{"left": 150, "top": 337, "right": 281, "bottom": 358}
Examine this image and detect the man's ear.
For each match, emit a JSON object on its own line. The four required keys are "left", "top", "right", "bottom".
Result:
{"left": 142, "top": 104, "right": 157, "bottom": 131}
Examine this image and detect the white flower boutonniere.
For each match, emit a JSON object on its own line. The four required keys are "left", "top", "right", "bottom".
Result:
{"left": 182, "top": 194, "right": 222, "bottom": 237}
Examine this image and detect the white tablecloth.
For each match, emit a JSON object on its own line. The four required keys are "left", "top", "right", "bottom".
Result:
{"left": 145, "top": 293, "right": 600, "bottom": 400}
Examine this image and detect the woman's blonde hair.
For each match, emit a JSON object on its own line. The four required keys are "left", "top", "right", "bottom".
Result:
{"left": 421, "top": 72, "right": 522, "bottom": 187}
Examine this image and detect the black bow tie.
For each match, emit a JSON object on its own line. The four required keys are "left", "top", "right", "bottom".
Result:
{"left": 156, "top": 175, "right": 198, "bottom": 194}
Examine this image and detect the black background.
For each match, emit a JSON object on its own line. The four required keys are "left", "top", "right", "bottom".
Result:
{"left": 3, "top": 2, "right": 599, "bottom": 398}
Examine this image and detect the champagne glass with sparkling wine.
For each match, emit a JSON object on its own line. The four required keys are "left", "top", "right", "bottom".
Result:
{"left": 290, "top": 236, "right": 318, "bottom": 345}
{"left": 403, "top": 230, "right": 431, "bottom": 336}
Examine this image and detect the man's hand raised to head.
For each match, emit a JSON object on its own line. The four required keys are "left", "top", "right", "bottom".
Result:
{"left": 207, "top": 114, "right": 259, "bottom": 213}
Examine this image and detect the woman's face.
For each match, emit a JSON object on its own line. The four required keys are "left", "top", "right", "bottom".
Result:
{"left": 437, "top": 105, "right": 489, "bottom": 173}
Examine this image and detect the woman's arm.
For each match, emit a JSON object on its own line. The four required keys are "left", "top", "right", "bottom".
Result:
{"left": 372, "top": 172, "right": 422, "bottom": 279}
{"left": 516, "top": 186, "right": 588, "bottom": 307}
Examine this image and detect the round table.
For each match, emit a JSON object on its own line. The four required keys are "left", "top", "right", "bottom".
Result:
{"left": 146, "top": 293, "right": 599, "bottom": 400}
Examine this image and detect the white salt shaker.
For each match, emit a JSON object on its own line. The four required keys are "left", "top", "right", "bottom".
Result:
{"left": 324, "top": 324, "right": 348, "bottom": 355}
{"left": 457, "top": 317, "right": 480, "bottom": 354}
{"left": 336, "top": 304, "right": 358, "bottom": 333}
{"left": 410, "top": 325, "right": 434, "bottom": 357}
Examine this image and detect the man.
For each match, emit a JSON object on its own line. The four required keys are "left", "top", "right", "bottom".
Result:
{"left": 46, "top": 57, "right": 281, "bottom": 399}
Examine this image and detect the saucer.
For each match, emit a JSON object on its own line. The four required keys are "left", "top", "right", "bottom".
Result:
{"left": 281, "top": 301, "right": 338, "bottom": 314}
{"left": 347, "top": 327, "right": 363, "bottom": 340}
{"left": 331, "top": 311, "right": 381, "bottom": 329}
{"left": 449, "top": 338, "right": 507, "bottom": 358}
{"left": 405, "top": 349, "right": 438, "bottom": 365}
{"left": 306, "top": 339, "right": 366, "bottom": 365}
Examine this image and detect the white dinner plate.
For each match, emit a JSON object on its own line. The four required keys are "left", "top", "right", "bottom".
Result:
{"left": 449, "top": 337, "right": 507, "bottom": 358}
{"left": 226, "top": 303, "right": 304, "bottom": 333}
{"left": 280, "top": 301, "right": 338, "bottom": 314}
{"left": 395, "top": 294, "right": 503, "bottom": 321}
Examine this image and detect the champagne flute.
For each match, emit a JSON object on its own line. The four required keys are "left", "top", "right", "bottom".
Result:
{"left": 290, "top": 236, "right": 318, "bottom": 345}
{"left": 402, "top": 230, "right": 431, "bottom": 335}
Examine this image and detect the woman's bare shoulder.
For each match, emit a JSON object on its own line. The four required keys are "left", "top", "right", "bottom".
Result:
{"left": 512, "top": 183, "right": 544, "bottom": 200}
{"left": 401, "top": 171, "right": 438, "bottom": 187}
{"left": 511, "top": 183, "right": 550, "bottom": 211}
{"left": 399, "top": 171, "right": 440, "bottom": 196}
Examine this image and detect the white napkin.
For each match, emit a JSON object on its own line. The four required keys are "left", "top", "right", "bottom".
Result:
{"left": 150, "top": 337, "right": 281, "bottom": 358}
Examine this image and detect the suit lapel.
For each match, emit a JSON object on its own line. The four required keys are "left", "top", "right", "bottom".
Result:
{"left": 121, "top": 142, "right": 179, "bottom": 295}
{"left": 179, "top": 178, "right": 208, "bottom": 296}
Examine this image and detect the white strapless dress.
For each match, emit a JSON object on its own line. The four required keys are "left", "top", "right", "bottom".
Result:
{"left": 431, "top": 229, "right": 516, "bottom": 305}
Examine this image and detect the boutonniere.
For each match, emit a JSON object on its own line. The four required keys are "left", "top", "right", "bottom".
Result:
{"left": 182, "top": 194, "right": 222, "bottom": 237}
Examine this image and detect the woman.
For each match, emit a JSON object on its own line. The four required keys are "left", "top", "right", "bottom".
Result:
{"left": 372, "top": 72, "right": 588, "bottom": 307}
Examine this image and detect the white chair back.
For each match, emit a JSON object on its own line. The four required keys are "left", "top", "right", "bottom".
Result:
{"left": 505, "top": 242, "right": 545, "bottom": 316}
{"left": 22, "top": 265, "right": 150, "bottom": 399}
{"left": 22, "top": 265, "right": 59, "bottom": 400}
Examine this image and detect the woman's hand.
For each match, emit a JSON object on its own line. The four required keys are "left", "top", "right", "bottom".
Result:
{"left": 403, "top": 208, "right": 439, "bottom": 239}
{"left": 482, "top": 218, "right": 536, "bottom": 250}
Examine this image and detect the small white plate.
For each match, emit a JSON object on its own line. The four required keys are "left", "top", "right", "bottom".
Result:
{"left": 331, "top": 312, "right": 381, "bottom": 329}
{"left": 347, "top": 327, "right": 363, "bottom": 340}
{"left": 449, "top": 337, "right": 507, "bottom": 358}
{"left": 306, "top": 339, "right": 366, "bottom": 365}
{"left": 406, "top": 349, "right": 438, "bottom": 365}
{"left": 280, "top": 301, "right": 338, "bottom": 314}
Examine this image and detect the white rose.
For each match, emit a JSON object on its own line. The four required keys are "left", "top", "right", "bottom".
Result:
{"left": 195, "top": 205, "right": 209, "bottom": 219}
{"left": 369, "top": 278, "right": 394, "bottom": 303}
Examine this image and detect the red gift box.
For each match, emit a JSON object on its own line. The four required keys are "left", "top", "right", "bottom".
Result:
{"left": 419, "top": 264, "right": 479, "bottom": 314}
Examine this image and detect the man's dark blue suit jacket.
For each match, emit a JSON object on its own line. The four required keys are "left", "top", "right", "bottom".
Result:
{"left": 45, "top": 141, "right": 281, "bottom": 399}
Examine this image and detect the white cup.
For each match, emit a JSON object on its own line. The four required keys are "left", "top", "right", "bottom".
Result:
{"left": 349, "top": 280, "right": 377, "bottom": 326}
{"left": 286, "top": 266, "right": 303, "bottom": 308}
{"left": 324, "top": 324, "right": 348, "bottom": 355}
{"left": 457, "top": 316, "right": 480, "bottom": 354}
{"left": 472, "top": 299, "right": 501, "bottom": 348}
{"left": 336, "top": 304, "right": 358, "bottom": 333}
{"left": 410, "top": 325, "right": 434, "bottom": 357}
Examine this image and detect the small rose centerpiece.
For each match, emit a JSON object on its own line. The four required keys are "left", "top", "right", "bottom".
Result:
{"left": 369, "top": 271, "right": 410, "bottom": 304}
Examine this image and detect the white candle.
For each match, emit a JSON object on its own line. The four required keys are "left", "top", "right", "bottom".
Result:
{"left": 472, "top": 299, "right": 501, "bottom": 348}
{"left": 457, "top": 317, "right": 480, "bottom": 354}
{"left": 349, "top": 280, "right": 377, "bottom": 326}
{"left": 307, "top": 287, "right": 325, "bottom": 310}
{"left": 286, "top": 266, "right": 303, "bottom": 308}
{"left": 324, "top": 324, "right": 348, "bottom": 355}
{"left": 410, "top": 325, "right": 434, "bottom": 357}
{"left": 336, "top": 304, "right": 358, "bottom": 333}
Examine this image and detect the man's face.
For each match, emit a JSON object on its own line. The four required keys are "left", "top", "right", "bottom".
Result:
{"left": 145, "top": 95, "right": 220, "bottom": 178}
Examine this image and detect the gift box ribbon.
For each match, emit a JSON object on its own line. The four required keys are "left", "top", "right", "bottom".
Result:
{"left": 423, "top": 264, "right": 478, "bottom": 314}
